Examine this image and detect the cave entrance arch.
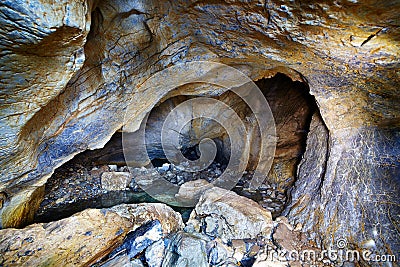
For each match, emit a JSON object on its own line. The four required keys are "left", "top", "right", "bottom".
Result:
{"left": 35, "top": 70, "right": 319, "bottom": 221}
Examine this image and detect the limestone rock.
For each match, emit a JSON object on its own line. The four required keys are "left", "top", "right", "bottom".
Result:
{"left": 107, "top": 203, "right": 184, "bottom": 235}
{"left": 0, "top": 203, "right": 182, "bottom": 267}
{"left": 0, "top": 208, "right": 131, "bottom": 267}
{"left": 175, "top": 179, "right": 214, "bottom": 204}
{"left": 285, "top": 113, "right": 400, "bottom": 258}
{"left": 162, "top": 232, "right": 209, "bottom": 267}
{"left": 188, "top": 187, "right": 273, "bottom": 243}
{"left": 0, "top": 0, "right": 92, "bottom": 227}
{"left": 101, "top": 172, "right": 131, "bottom": 191}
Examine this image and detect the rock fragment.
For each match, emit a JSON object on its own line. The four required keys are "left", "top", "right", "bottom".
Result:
{"left": 101, "top": 172, "right": 132, "bottom": 191}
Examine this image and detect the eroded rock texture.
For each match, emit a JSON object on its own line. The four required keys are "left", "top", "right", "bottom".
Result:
{"left": 0, "top": 0, "right": 399, "bottom": 262}
{"left": 286, "top": 116, "right": 400, "bottom": 256}
{"left": 188, "top": 187, "right": 273, "bottom": 243}
{"left": 0, "top": 203, "right": 183, "bottom": 266}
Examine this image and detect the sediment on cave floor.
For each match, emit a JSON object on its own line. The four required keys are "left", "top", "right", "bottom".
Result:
{"left": 35, "top": 73, "right": 317, "bottom": 224}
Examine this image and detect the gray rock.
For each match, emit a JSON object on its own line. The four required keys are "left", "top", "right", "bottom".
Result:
{"left": 207, "top": 238, "right": 235, "bottom": 266}
{"left": 108, "top": 165, "right": 118, "bottom": 172}
{"left": 188, "top": 187, "right": 273, "bottom": 243}
{"left": 145, "top": 239, "right": 165, "bottom": 267}
{"left": 162, "top": 232, "right": 208, "bottom": 267}
{"left": 99, "top": 254, "right": 144, "bottom": 267}
{"left": 110, "top": 220, "right": 163, "bottom": 260}
{"left": 101, "top": 172, "right": 131, "bottom": 191}
{"left": 160, "top": 163, "right": 170, "bottom": 172}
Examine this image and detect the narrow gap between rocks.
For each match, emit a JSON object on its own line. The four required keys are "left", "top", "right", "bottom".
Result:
{"left": 34, "top": 72, "right": 317, "bottom": 224}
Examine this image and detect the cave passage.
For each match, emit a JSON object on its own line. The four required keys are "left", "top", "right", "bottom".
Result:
{"left": 34, "top": 72, "right": 317, "bottom": 222}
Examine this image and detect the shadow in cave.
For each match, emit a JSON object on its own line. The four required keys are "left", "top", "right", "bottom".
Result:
{"left": 34, "top": 72, "right": 318, "bottom": 223}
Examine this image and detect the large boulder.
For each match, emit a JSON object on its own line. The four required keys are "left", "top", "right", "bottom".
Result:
{"left": 0, "top": 203, "right": 183, "bottom": 266}
{"left": 188, "top": 187, "right": 273, "bottom": 243}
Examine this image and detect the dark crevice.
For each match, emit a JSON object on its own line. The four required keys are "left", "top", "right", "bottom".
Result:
{"left": 360, "top": 28, "right": 383, "bottom": 46}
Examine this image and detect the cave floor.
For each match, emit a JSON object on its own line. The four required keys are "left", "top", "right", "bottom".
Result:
{"left": 35, "top": 160, "right": 288, "bottom": 223}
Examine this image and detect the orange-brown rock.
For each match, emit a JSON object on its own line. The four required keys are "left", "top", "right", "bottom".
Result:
{"left": 0, "top": 203, "right": 183, "bottom": 266}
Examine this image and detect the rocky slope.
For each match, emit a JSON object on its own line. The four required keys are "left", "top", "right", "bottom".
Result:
{"left": 1, "top": 188, "right": 328, "bottom": 267}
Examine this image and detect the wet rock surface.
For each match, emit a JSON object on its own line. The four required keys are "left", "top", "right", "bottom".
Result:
{"left": 34, "top": 162, "right": 154, "bottom": 223}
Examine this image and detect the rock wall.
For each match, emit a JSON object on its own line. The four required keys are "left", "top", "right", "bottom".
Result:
{"left": 0, "top": 0, "right": 399, "bottom": 259}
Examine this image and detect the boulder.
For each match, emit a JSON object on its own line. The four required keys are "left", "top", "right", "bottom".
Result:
{"left": 0, "top": 208, "right": 131, "bottom": 267}
{"left": 107, "top": 203, "right": 184, "bottom": 235}
{"left": 175, "top": 179, "right": 214, "bottom": 204}
{"left": 188, "top": 187, "right": 273, "bottom": 243}
{"left": 0, "top": 203, "right": 183, "bottom": 266}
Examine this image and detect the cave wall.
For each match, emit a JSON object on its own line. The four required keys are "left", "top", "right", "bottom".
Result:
{"left": 0, "top": 0, "right": 399, "bottom": 258}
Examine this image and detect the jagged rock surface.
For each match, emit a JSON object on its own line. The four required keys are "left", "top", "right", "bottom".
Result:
{"left": 0, "top": 203, "right": 183, "bottom": 266}
{"left": 0, "top": 0, "right": 399, "bottom": 261}
{"left": 162, "top": 231, "right": 209, "bottom": 267}
{"left": 188, "top": 187, "right": 273, "bottom": 243}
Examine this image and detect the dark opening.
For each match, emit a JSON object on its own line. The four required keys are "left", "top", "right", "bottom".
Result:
{"left": 34, "top": 72, "right": 317, "bottom": 222}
